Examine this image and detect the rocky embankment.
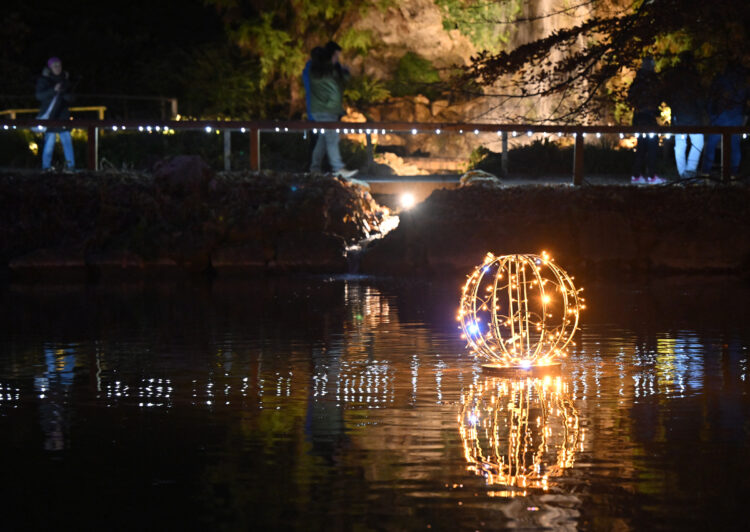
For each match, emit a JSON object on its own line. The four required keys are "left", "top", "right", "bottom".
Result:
{"left": 0, "top": 156, "right": 386, "bottom": 280}
{"left": 361, "top": 180, "right": 750, "bottom": 276}
{"left": 2, "top": 159, "right": 750, "bottom": 281}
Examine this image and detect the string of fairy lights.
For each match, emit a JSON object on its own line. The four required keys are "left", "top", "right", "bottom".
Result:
{"left": 3, "top": 122, "right": 749, "bottom": 140}
{"left": 458, "top": 252, "right": 584, "bottom": 369}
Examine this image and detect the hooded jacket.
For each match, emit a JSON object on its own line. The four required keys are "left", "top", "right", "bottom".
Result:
{"left": 35, "top": 66, "right": 74, "bottom": 123}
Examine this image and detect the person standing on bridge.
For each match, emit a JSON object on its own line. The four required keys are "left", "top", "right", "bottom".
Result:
{"left": 36, "top": 57, "right": 75, "bottom": 171}
{"left": 663, "top": 52, "right": 706, "bottom": 180}
{"left": 628, "top": 57, "right": 665, "bottom": 185}
{"left": 308, "top": 41, "right": 357, "bottom": 179}
{"left": 303, "top": 46, "right": 328, "bottom": 171}
{"left": 701, "top": 62, "right": 748, "bottom": 178}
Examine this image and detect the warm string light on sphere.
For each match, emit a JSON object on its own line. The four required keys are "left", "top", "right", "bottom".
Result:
{"left": 457, "top": 252, "right": 585, "bottom": 369}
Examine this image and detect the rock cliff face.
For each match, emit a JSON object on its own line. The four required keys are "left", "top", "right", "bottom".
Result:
{"left": 344, "top": 0, "right": 628, "bottom": 163}
{"left": 360, "top": 183, "right": 750, "bottom": 277}
{"left": 351, "top": 0, "right": 476, "bottom": 77}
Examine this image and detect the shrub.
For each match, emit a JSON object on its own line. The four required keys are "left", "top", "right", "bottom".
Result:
{"left": 389, "top": 52, "right": 442, "bottom": 100}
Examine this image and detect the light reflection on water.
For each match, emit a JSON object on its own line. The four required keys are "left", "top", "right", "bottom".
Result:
{"left": 0, "top": 277, "right": 749, "bottom": 530}
{"left": 458, "top": 376, "right": 581, "bottom": 497}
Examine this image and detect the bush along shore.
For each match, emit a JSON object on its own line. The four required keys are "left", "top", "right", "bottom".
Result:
{"left": 361, "top": 179, "right": 750, "bottom": 277}
{"left": 0, "top": 156, "right": 387, "bottom": 280}
{"left": 2, "top": 157, "right": 750, "bottom": 281}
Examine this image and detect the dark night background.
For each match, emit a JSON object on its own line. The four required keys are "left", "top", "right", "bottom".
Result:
{"left": 2, "top": 1, "right": 224, "bottom": 114}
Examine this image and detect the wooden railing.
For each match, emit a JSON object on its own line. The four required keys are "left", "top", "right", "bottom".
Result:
{"left": 1, "top": 118, "right": 748, "bottom": 183}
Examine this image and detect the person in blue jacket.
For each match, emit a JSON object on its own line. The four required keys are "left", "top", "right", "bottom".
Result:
{"left": 36, "top": 57, "right": 75, "bottom": 171}
{"left": 701, "top": 63, "right": 748, "bottom": 177}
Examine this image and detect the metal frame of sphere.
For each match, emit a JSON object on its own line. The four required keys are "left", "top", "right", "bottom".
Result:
{"left": 457, "top": 252, "right": 584, "bottom": 369}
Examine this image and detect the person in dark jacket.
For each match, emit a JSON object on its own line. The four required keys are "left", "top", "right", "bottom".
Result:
{"left": 701, "top": 63, "right": 748, "bottom": 177}
{"left": 36, "top": 57, "right": 75, "bottom": 170}
{"left": 628, "top": 57, "right": 665, "bottom": 184}
{"left": 663, "top": 52, "right": 706, "bottom": 179}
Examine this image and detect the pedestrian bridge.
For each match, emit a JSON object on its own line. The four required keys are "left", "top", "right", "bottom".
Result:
{"left": 1, "top": 118, "right": 748, "bottom": 183}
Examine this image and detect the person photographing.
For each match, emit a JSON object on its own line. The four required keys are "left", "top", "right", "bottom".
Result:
{"left": 36, "top": 57, "right": 76, "bottom": 171}
{"left": 308, "top": 41, "right": 357, "bottom": 178}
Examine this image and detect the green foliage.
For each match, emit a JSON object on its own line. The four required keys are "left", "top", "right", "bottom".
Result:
{"left": 236, "top": 12, "right": 297, "bottom": 88}
{"left": 0, "top": 130, "right": 87, "bottom": 169}
{"left": 390, "top": 52, "right": 442, "bottom": 99}
{"left": 185, "top": 45, "right": 266, "bottom": 119}
{"left": 338, "top": 28, "right": 375, "bottom": 56}
{"left": 436, "top": 0, "right": 521, "bottom": 53}
{"left": 468, "top": 146, "right": 491, "bottom": 169}
{"left": 0, "top": 130, "right": 39, "bottom": 168}
{"left": 206, "top": 0, "right": 386, "bottom": 116}
{"left": 344, "top": 76, "right": 391, "bottom": 108}
{"left": 339, "top": 138, "right": 369, "bottom": 169}
{"left": 470, "top": 139, "right": 645, "bottom": 177}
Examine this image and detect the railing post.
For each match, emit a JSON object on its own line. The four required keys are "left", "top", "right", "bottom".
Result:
{"left": 223, "top": 129, "right": 232, "bottom": 171}
{"left": 573, "top": 132, "right": 584, "bottom": 185}
{"left": 87, "top": 125, "right": 98, "bottom": 171}
{"left": 501, "top": 131, "right": 509, "bottom": 178}
{"left": 250, "top": 128, "right": 260, "bottom": 171}
{"left": 721, "top": 132, "right": 731, "bottom": 182}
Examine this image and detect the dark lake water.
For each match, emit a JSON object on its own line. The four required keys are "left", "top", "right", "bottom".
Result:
{"left": 1, "top": 275, "right": 749, "bottom": 531}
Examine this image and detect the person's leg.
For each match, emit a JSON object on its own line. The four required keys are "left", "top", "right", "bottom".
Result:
{"left": 311, "top": 112, "right": 345, "bottom": 171}
{"left": 322, "top": 128, "right": 344, "bottom": 171}
{"left": 632, "top": 138, "right": 646, "bottom": 177}
{"left": 59, "top": 131, "right": 75, "bottom": 168}
{"left": 702, "top": 134, "right": 720, "bottom": 173}
{"left": 686, "top": 134, "right": 703, "bottom": 174}
{"left": 731, "top": 134, "right": 741, "bottom": 174}
{"left": 645, "top": 136, "right": 658, "bottom": 178}
{"left": 310, "top": 133, "right": 327, "bottom": 172}
{"left": 42, "top": 132, "right": 56, "bottom": 169}
{"left": 674, "top": 134, "right": 687, "bottom": 177}
{"left": 709, "top": 110, "right": 743, "bottom": 175}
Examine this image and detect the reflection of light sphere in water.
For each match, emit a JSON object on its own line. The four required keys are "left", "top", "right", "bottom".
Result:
{"left": 457, "top": 252, "right": 584, "bottom": 368}
{"left": 458, "top": 376, "right": 581, "bottom": 496}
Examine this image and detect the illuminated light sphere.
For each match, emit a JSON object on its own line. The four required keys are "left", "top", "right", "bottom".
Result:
{"left": 458, "top": 376, "right": 581, "bottom": 496}
{"left": 458, "top": 252, "right": 583, "bottom": 369}
{"left": 399, "top": 193, "right": 416, "bottom": 209}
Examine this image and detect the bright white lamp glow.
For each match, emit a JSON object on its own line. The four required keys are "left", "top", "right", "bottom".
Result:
{"left": 400, "top": 193, "right": 416, "bottom": 209}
